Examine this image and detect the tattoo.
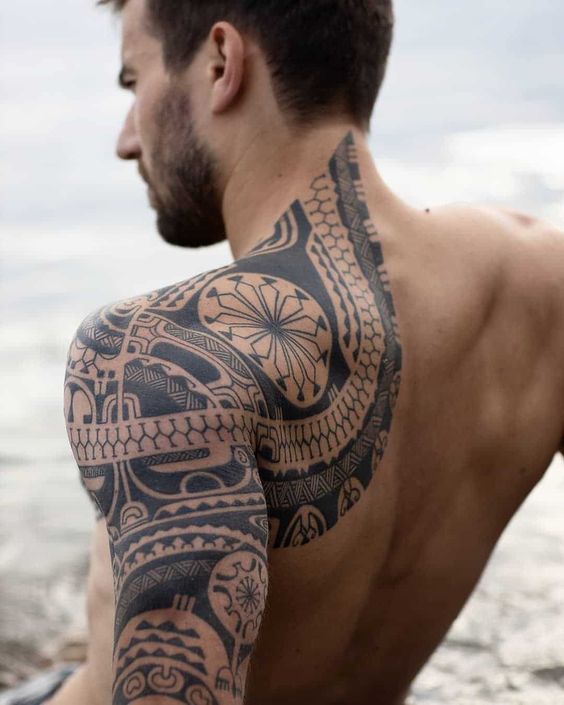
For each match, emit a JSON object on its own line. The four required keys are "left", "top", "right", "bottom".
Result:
{"left": 64, "top": 132, "right": 402, "bottom": 704}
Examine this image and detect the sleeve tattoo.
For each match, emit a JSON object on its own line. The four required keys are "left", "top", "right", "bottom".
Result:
{"left": 64, "top": 132, "right": 404, "bottom": 705}
{"left": 65, "top": 298, "right": 270, "bottom": 705}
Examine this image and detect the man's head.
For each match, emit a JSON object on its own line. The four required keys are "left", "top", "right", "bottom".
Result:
{"left": 101, "top": 0, "right": 394, "bottom": 248}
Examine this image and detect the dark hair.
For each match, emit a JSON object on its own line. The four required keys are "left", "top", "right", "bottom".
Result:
{"left": 100, "top": 0, "right": 394, "bottom": 128}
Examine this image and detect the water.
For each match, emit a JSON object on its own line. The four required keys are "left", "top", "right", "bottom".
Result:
{"left": 1, "top": 0, "right": 563, "bottom": 699}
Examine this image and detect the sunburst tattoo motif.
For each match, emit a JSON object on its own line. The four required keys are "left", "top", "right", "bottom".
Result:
{"left": 236, "top": 576, "right": 262, "bottom": 614}
{"left": 201, "top": 273, "right": 331, "bottom": 407}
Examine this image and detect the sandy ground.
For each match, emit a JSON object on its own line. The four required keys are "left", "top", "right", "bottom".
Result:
{"left": 0, "top": 451, "right": 562, "bottom": 702}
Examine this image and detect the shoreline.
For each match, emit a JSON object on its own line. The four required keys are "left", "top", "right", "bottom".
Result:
{"left": 1, "top": 457, "right": 563, "bottom": 701}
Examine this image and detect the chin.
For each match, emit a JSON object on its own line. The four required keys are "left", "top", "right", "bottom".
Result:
{"left": 156, "top": 211, "right": 226, "bottom": 249}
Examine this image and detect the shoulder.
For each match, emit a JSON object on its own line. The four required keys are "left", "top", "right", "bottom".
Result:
{"left": 404, "top": 204, "right": 564, "bottom": 353}
{"left": 452, "top": 203, "right": 563, "bottom": 256}
{"left": 426, "top": 202, "right": 561, "bottom": 243}
{"left": 427, "top": 203, "right": 564, "bottom": 285}
{"left": 65, "top": 264, "right": 273, "bottom": 434}
{"left": 450, "top": 206, "right": 564, "bottom": 358}
{"left": 474, "top": 207, "right": 564, "bottom": 302}
{"left": 66, "top": 252, "right": 334, "bottom": 429}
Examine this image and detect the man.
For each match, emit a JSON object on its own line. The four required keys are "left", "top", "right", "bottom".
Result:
{"left": 4, "top": 0, "right": 563, "bottom": 703}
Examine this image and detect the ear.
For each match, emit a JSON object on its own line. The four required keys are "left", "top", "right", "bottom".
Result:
{"left": 208, "top": 22, "right": 245, "bottom": 115}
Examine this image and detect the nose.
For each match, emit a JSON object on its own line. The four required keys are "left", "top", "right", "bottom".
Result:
{"left": 116, "top": 107, "right": 141, "bottom": 161}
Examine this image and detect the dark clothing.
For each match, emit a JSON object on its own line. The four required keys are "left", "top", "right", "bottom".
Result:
{"left": 0, "top": 665, "right": 78, "bottom": 705}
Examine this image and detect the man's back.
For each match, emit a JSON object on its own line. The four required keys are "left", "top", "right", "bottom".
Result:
{"left": 246, "top": 140, "right": 564, "bottom": 704}
{"left": 61, "top": 134, "right": 564, "bottom": 705}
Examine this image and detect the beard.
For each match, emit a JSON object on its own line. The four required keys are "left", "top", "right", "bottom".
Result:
{"left": 147, "top": 87, "right": 226, "bottom": 249}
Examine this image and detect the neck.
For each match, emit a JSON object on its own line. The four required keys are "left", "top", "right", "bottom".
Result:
{"left": 221, "top": 121, "right": 388, "bottom": 260}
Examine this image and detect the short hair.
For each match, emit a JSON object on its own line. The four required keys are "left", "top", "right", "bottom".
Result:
{"left": 100, "top": 0, "right": 394, "bottom": 129}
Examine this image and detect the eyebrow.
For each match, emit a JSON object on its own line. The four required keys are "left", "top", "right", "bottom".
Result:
{"left": 118, "top": 66, "right": 136, "bottom": 89}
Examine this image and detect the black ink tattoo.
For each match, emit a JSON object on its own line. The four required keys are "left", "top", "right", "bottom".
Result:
{"left": 64, "top": 132, "right": 402, "bottom": 704}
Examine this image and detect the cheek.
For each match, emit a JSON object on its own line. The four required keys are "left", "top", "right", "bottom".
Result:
{"left": 134, "top": 85, "right": 164, "bottom": 163}
{"left": 134, "top": 96, "right": 156, "bottom": 156}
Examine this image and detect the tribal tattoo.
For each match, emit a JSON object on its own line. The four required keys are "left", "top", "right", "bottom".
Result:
{"left": 64, "top": 133, "right": 402, "bottom": 704}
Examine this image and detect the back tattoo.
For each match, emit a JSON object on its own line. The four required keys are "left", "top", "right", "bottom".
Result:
{"left": 64, "top": 133, "right": 402, "bottom": 703}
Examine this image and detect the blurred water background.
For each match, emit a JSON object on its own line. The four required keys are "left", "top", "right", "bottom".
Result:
{"left": 1, "top": 0, "right": 563, "bottom": 702}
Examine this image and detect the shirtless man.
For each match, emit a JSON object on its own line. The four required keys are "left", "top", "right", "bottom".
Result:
{"left": 22, "top": 0, "right": 564, "bottom": 704}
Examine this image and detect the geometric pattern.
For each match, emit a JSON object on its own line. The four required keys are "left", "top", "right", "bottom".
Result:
{"left": 124, "top": 359, "right": 209, "bottom": 415}
{"left": 116, "top": 559, "right": 217, "bottom": 631}
{"left": 64, "top": 131, "right": 402, "bottom": 705}
{"left": 201, "top": 273, "right": 331, "bottom": 407}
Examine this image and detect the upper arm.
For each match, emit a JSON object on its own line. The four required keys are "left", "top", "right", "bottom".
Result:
{"left": 65, "top": 295, "right": 269, "bottom": 704}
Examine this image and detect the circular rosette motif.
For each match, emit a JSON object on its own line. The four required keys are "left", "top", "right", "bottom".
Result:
{"left": 201, "top": 273, "right": 331, "bottom": 407}
{"left": 208, "top": 551, "right": 268, "bottom": 645}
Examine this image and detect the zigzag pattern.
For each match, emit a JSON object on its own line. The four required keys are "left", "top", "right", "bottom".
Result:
{"left": 264, "top": 401, "right": 381, "bottom": 509}
{"left": 115, "top": 559, "right": 216, "bottom": 630}
{"left": 165, "top": 324, "right": 252, "bottom": 379}
{"left": 125, "top": 360, "right": 209, "bottom": 413}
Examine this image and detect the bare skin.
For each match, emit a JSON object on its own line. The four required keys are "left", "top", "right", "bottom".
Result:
{"left": 51, "top": 2, "right": 564, "bottom": 704}
{"left": 52, "top": 195, "right": 564, "bottom": 705}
